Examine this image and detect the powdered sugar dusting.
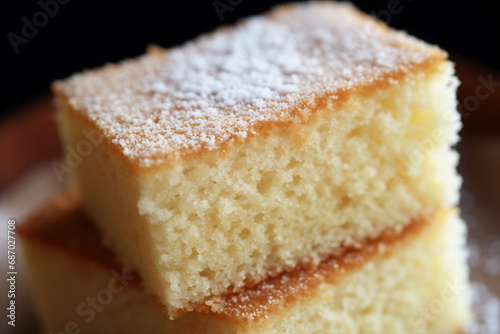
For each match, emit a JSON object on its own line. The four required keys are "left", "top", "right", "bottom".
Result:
{"left": 462, "top": 189, "right": 500, "bottom": 334}
{"left": 467, "top": 283, "right": 500, "bottom": 334}
{"left": 55, "top": 2, "right": 444, "bottom": 167}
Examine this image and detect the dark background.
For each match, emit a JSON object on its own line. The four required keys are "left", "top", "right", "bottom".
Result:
{"left": 2, "top": 0, "right": 500, "bottom": 116}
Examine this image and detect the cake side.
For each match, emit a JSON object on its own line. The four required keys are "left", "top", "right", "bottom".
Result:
{"left": 52, "top": 1, "right": 446, "bottom": 168}
{"left": 19, "top": 193, "right": 470, "bottom": 333}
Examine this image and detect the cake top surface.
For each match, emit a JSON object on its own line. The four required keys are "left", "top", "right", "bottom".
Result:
{"left": 54, "top": 1, "right": 446, "bottom": 167}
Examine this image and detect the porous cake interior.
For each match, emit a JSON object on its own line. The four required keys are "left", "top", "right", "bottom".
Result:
{"left": 57, "top": 60, "right": 461, "bottom": 312}
{"left": 19, "top": 195, "right": 469, "bottom": 334}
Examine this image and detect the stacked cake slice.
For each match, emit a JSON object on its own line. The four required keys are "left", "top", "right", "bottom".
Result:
{"left": 20, "top": 2, "right": 470, "bottom": 333}
{"left": 20, "top": 192, "right": 468, "bottom": 333}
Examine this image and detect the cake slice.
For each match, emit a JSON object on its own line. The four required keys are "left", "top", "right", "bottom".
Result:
{"left": 52, "top": 2, "right": 462, "bottom": 314}
{"left": 19, "top": 192, "right": 469, "bottom": 334}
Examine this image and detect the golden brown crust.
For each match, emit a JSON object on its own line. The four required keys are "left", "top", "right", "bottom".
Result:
{"left": 19, "top": 192, "right": 446, "bottom": 325}
{"left": 52, "top": 2, "right": 447, "bottom": 171}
